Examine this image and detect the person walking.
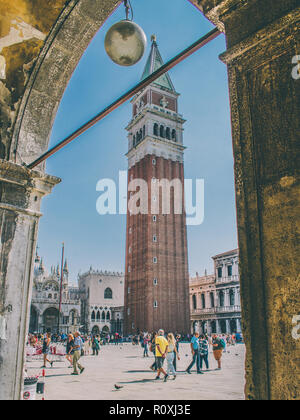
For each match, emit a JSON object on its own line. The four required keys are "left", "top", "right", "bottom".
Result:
{"left": 166, "top": 333, "right": 180, "bottom": 381}
{"left": 150, "top": 332, "right": 157, "bottom": 371}
{"left": 212, "top": 334, "right": 224, "bottom": 370}
{"left": 41, "top": 332, "right": 53, "bottom": 368}
{"left": 221, "top": 334, "right": 227, "bottom": 353}
{"left": 143, "top": 334, "right": 150, "bottom": 357}
{"left": 83, "top": 336, "right": 91, "bottom": 356}
{"left": 173, "top": 334, "right": 181, "bottom": 372}
{"left": 92, "top": 336, "right": 100, "bottom": 356}
{"left": 72, "top": 332, "right": 85, "bottom": 375}
{"left": 199, "top": 334, "right": 209, "bottom": 371}
{"left": 155, "top": 329, "right": 169, "bottom": 381}
{"left": 186, "top": 332, "right": 203, "bottom": 374}
{"left": 66, "top": 334, "right": 74, "bottom": 368}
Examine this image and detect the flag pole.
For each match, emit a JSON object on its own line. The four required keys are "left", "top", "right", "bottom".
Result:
{"left": 57, "top": 243, "right": 64, "bottom": 334}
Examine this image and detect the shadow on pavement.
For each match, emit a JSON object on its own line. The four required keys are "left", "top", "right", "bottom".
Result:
{"left": 118, "top": 378, "right": 157, "bottom": 384}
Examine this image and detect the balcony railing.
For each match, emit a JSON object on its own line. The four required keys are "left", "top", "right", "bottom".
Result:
{"left": 131, "top": 103, "right": 183, "bottom": 121}
{"left": 216, "top": 275, "right": 239, "bottom": 284}
{"left": 91, "top": 319, "right": 111, "bottom": 324}
{"left": 32, "top": 297, "right": 80, "bottom": 306}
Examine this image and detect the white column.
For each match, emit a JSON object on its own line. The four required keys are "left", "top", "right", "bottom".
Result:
{"left": 234, "top": 287, "right": 239, "bottom": 306}
{"left": 206, "top": 292, "right": 210, "bottom": 308}
{"left": 224, "top": 289, "right": 229, "bottom": 307}
{"left": 215, "top": 291, "right": 219, "bottom": 308}
{"left": 197, "top": 293, "right": 201, "bottom": 309}
{"left": 226, "top": 319, "right": 230, "bottom": 333}
{"left": 237, "top": 288, "right": 241, "bottom": 306}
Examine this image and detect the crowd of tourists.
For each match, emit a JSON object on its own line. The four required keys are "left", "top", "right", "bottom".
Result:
{"left": 27, "top": 331, "right": 124, "bottom": 375}
{"left": 27, "top": 329, "right": 241, "bottom": 380}
{"left": 138, "top": 329, "right": 238, "bottom": 382}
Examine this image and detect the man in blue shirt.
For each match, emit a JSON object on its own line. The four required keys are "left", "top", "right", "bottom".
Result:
{"left": 199, "top": 334, "right": 209, "bottom": 370}
{"left": 72, "top": 332, "right": 85, "bottom": 375}
{"left": 186, "top": 332, "right": 204, "bottom": 374}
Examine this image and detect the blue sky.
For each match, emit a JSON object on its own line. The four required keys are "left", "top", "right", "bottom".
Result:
{"left": 37, "top": 0, "right": 238, "bottom": 285}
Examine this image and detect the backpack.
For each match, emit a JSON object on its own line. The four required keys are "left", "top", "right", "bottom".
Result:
{"left": 220, "top": 339, "right": 226, "bottom": 349}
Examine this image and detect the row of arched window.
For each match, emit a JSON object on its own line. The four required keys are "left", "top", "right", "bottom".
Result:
{"left": 132, "top": 124, "right": 178, "bottom": 148}
{"left": 91, "top": 310, "right": 111, "bottom": 322}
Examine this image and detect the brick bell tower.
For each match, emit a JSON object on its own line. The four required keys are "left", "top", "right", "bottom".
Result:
{"left": 124, "top": 35, "right": 190, "bottom": 335}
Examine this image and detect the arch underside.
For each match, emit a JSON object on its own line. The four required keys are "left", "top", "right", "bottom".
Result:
{"left": 11, "top": 0, "right": 123, "bottom": 168}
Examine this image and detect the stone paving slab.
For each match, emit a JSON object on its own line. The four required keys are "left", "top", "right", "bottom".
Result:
{"left": 25, "top": 343, "right": 245, "bottom": 400}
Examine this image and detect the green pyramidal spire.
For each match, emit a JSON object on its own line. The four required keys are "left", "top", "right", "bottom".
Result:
{"left": 141, "top": 34, "right": 176, "bottom": 92}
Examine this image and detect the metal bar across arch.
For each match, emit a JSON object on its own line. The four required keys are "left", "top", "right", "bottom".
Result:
{"left": 27, "top": 28, "right": 221, "bottom": 169}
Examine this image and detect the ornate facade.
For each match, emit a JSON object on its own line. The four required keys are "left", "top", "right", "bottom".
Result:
{"left": 29, "top": 252, "right": 81, "bottom": 334}
{"left": 78, "top": 269, "right": 124, "bottom": 335}
{"left": 190, "top": 249, "right": 242, "bottom": 335}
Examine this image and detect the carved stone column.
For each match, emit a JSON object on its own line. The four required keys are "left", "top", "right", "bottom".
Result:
{"left": 224, "top": 289, "right": 229, "bottom": 307}
{"left": 194, "top": 0, "right": 300, "bottom": 400}
{"left": 0, "top": 160, "right": 60, "bottom": 400}
{"left": 206, "top": 291, "right": 211, "bottom": 308}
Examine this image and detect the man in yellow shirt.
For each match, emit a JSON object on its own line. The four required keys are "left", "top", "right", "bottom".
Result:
{"left": 155, "top": 329, "right": 169, "bottom": 381}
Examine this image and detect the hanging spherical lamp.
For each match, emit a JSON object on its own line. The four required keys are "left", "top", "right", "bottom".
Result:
{"left": 104, "top": 0, "right": 147, "bottom": 66}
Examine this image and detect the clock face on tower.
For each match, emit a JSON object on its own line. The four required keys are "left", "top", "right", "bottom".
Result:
{"left": 124, "top": 36, "right": 190, "bottom": 335}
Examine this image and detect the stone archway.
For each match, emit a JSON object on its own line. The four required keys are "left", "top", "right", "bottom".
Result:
{"left": 91, "top": 325, "right": 100, "bottom": 336}
{"left": 230, "top": 319, "right": 237, "bottom": 334}
{"left": 220, "top": 319, "right": 226, "bottom": 334}
{"left": 0, "top": 0, "right": 299, "bottom": 401}
{"left": 29, "top": 305, "right": 39, "bottom": 333}
{"left": 102, "top": 325, "right": 110, "bottom": 334}
{"left": 43, "top": 307, "right": 59, "bottom": 333}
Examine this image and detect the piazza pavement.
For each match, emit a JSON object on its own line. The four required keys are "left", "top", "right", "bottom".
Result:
{"left": 25, "top": 342, "right": 245, "bottom": 400}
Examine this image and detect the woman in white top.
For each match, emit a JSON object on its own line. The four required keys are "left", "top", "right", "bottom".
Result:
{"left": 84, "top": 336, "right": 91, "bottom": 356}
{"left": 165, "top": 333, "right": 180, "bottom": 381}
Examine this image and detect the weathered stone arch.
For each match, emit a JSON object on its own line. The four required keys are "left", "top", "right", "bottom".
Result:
{"left": 11, "top": 0, "right": 122, "bottom": 168}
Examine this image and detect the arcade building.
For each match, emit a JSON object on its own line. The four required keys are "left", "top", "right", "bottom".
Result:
{"left": 190, "top": 249, "right": 242, "bottom": 335}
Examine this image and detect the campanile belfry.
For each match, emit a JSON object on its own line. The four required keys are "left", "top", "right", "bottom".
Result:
{"left": 124, "top": 36, "right": 190, "bottom": 335}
